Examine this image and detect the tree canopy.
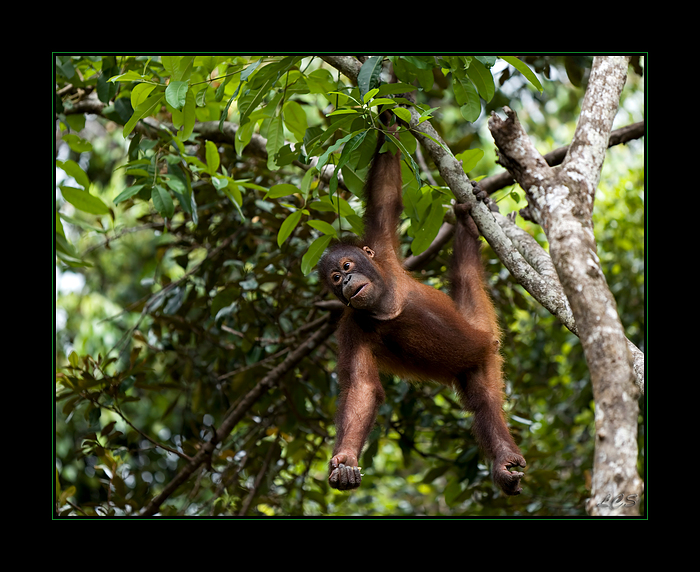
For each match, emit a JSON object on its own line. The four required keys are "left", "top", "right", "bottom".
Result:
{"left": 55, "top": 54, "right": 645, "bottom": 517}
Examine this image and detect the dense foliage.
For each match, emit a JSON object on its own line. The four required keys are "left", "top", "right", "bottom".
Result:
{"left": 55, "top": 55, "right": 644, "bottom": 517}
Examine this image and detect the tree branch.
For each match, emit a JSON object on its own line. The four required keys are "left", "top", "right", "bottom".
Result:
{"left": 319, "top": 56, "right": 362, "bottom": 83}
{"left": 402, "top": 120, "right": 643, "bottom": 270}
{"left": 489, "top": 56, "right": 643, "bottom": 516}
{"left": 479, "top": 121, "right": 644, "bottom": 197}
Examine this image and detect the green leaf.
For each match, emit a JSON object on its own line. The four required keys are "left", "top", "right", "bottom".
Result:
{"left": 57, "top": 159, "right": 90, "bottom": 189}
{"left": 68, "top": 351, "right": 79, "bottom": 367}
{"left": 97, "top": 65, "right": 118, "bottom": 103}
{"left": 327, "top": 109, "right": 360, "bottom": 117}
{"left": 327, "top": 90, "right": 360, "bottom": 104}
{"left": 220, "top": 83, "right": 241, "bottom": 133}
{"left": 222, "top": 182, "right": 245, "bottom": 220}
{"left": 240, "top": 58, "right": 262, "bottom": 81}
{"left": 64, "top": 114, "right": 85, "bottom": 132}
{"left": 212, "top": 176, "right": 229, "bottom": 190}
{"left": 123, "top": 93, "right": 163, "bottom": 138}
{"left": 205, "top": 140, "right": 220, "bottom": 175}
{"left": 151, "top": 185, "right": 174, "bottom": 218}
{"left": 309, "top": 195, "right": 356, "bottom": 217}
{"left": 306, "top": 68, "right": 336, "bottom": 95}
{"left": 165, "top": 80, "right": 189, "bottom": 110}
{"left": 211, "top": 286, "right": 239, "bottom": 318}
{"left": 375, "top": 83, "right": 416, "bottom": 96}
{"left": 60, "top": 186, "right": 110, "bottom": 215}
{"left": 56, "top": 211, "right": 65, "bottom": 238}
{"left": 267, "top": 184, "right": 299, "bottom": 199}
{"left": 180, "top": 90, "right": 196, "bottom": 140}
{"left": 400, "top": 55, "right": 434, "bottom": 70}
{"left": 500, "top": 56, "right": 543, "bottom": 92}
{"left": 366, "top": 97, "right": 395, "bottom": 108}
{"left": 354, "top": 129, "right": 378, "bottom": 171}
{"left": 266, "top": 114, "right": 285, "bottom": 170}
{"left": 455, "top": 148, "right": 484, "bottom": 174}
{"left": 329, "top": 130, "right": 368, "bottom": 194}
{"left": 317, "top": 132, "right": 355, "bottom": 171}
{"left": 385, "top": 132, "right": 421, "bottom": 186}
{"left": 306, "top": 219, "right": 337, "bottom": 236}
{"left": 113, "top": 184, "right": 145, "bottom": 204}
{"left": 418, "top": 107, "right": 438, "bottom": 124}
{"left": 299, "top": 166, "right": 317, "bottom": 202}
{"left": 475, "top": 56, "right": 497, "bottom": 68}
{"left": 237, "top": 58, "right": 299, "bottom": 126}
{"left": 392, "top": 107, "right": 412, "bottom": 123}
{"left": 234, "top": 119, "right": 256, "bottom": 156}
{"left": 283, "top": 100, "right": 307, "bottom": 143}
{"left": 410, "top": 199, "right": 444, "bottom": 255}
{"left": 131, "top": 83, "right": 158, "bottom": 109}
{"left": 177, "top": 56, "right": 195, "bottom": 82}
{"left": 453, "top": 75, "right": 481, "bottom": 122}
{"left": 357, "top": 56, "right": 383, "bottom": 100}
{"left": 62, "top": 134, "right": 92, "bottom": 153}
{"left": 109, "top": 71, "right": 150, "bottom": 83}
{"left": 452, "top": 75, "right": 470, "bottom": 107}
{"left": 277, "top": 210, "right": 303, "bottom": 247}
{"left": 335, "top": 131, "right": 367, "bottom": 172}
{"left": 422, "top": 464, "right": 450, "bottom": 484}
{"left": 301, "top": 234, "right": 333, "bottom": 275}
{"left": 224, "top": 183, "right": 243, "bottom": 207}
{"left": 55, "top": 56, "right": 75, "bottom": 80}
{"left": 362, "top": 88, "right": 380, "bottom": 104}
{"left": 465, "top": 59, "right": 495, "bottom": 102}
{"left": 162, "top": 56, "right": 194, "bottom": 82}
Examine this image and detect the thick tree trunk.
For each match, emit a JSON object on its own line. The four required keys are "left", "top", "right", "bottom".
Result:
{"left": 489, "top": 56, "right": 643, "bottom": 516}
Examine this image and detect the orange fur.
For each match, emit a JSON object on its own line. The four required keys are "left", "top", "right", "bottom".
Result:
{"left": 321, "top": 122, "right": 525, "bottom": 494}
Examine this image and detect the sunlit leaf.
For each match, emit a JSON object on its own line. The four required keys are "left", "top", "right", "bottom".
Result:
{"left": 123, "top": 93, "right": 163, "bottom": 138}
{"left": 165, "top": 80, "right": 189, "bottom": 110}
{"left": 301, "top": 234, "right": 333, "bottom": 275}
{"left": 57, "top": 159, "right": 90, "bottom": 190}
{"left": 277, "top": 210, "right": 303, "bottom": 246}
{"left": 500, "top": 56, "right": 543, "bottom": 92}
{"left": 455, "top": 148, "right": 484, "bottom": 174}
{"left": 60, "top": 186, "right": 110, "bottom": 215}
{"left": 205, "top": 140, "right": 220, "bottom": 175}
{"left": 267, "top": 183, "right": 299, "bottom": 199}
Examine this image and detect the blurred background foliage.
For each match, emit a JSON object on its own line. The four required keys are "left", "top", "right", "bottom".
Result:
{"left": 55, "top": 54, "right": 644, "bottom": 517}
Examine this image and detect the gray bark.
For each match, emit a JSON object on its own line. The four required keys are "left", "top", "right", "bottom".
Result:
{"left": 489, "top": 56, "right": 643, "bottom": 516}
